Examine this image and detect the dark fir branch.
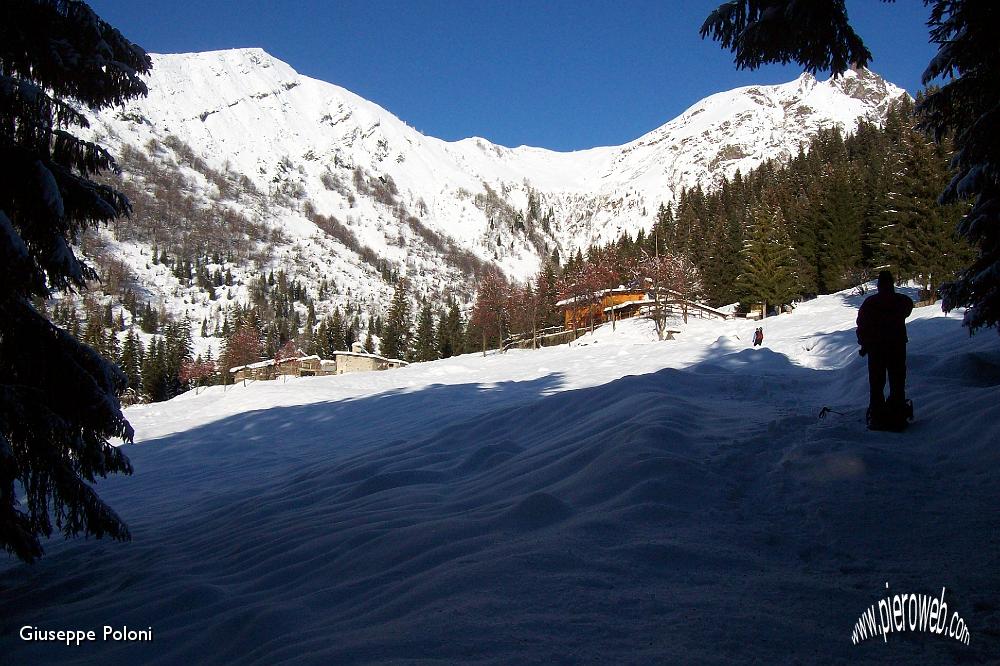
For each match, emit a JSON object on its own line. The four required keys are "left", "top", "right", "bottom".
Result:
{"left": 1, "top": 0, "right": 150, "bottom": 563}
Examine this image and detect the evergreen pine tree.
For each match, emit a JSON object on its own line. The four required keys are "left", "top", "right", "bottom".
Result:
{"left": 788, "top": 180, "right": 823, "bottom": 296}
{"left": 413, "top": 302, "right": 437, "bottom": 362}
{"left": 82, "top": 302, "right": 106, "bottom": 353}
{"left": 649, "top": 203, "right": 674, "bottom": 256}
{"left": 815, "top": 161, "right": 863, "bottom": 293}
{"left": 1, "top": 0, "right": 151, "bottom": 561}
{"left": 328, "top": 309, "right": 345, "bottom": 352}
{"left": 437, "top": 300, "right": 463, "bottom": 359}
{"left": 348, "top": 315, "right": 361, "bottom": 350}
{"left": 436, "top": 309, "right": 452, "bottom": 359}
{"left": 380, "top": 279, "right": 412, "bottom": 360}
{"left": 162, "top": 320, "right": 193, "bottom": 400}
{"left": 702, "top": 0, "right": 1000, "bottom": 333}
{"left": 343, "top": 315, "right": 356, "bottom": 351}
{"left": 68, "top": 305, "right": 82, "bottom": 338}
{"left": 312, "top": 318, "right": 330, "bottom": 358}
{"left": 536, "top": 262, "right": 560, "bottom": 327}
{"left": 919, "top": 3, "right": 1000, "bottom": 331}
{"left": 139, "top": 301, "right": 158, "bottom": 333}
{"left": 699, "top": 206, "right": 743, "bottom": 306}
{"left": 737, "top": 205, "right": 799, "bottom": 317}
{"left": 105, "top": 328, "right": 121, "bottom": 367}
{"left": 304, "top": 302, "right": 316, "bottom": 343}
{"left": 120, "top": 328, "right": 144, "bottom": 395}
{"left": 141, "top": 337, "right": 165, "bottom": 402}
{"left": 878, "top": 124, "right": 971, "bottom": 300}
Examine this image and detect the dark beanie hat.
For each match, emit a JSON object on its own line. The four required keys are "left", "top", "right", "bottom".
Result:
{"left": 877, "top": 270, "right": 894, "bottom": 292}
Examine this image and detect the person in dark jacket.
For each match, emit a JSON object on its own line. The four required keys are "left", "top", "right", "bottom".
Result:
{"left": 856, "top": 271, "right": 914, "bottom": 428}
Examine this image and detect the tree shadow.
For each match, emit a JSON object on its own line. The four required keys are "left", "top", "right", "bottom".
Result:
{"left": 834, "top": 283, "right": 925, "bottom": 309}
{"left": 0, "top": 312, "right": 996, "bottom": 664}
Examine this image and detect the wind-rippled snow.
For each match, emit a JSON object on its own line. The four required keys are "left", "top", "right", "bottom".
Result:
{"left": 2, "top": 288, "right": 998, "bottom": 663}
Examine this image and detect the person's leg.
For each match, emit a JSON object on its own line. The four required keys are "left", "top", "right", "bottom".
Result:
{"left": 886, "top": 344, "right": 907, "bottom": 408}
{"left": 868, "top": 351, "right": 887, "bottom": 414}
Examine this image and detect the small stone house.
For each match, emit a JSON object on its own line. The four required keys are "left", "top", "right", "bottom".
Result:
{"left": 230, "top": 344, "right": 408, "bottom": 383}
{"left": 297, "top": 355, "right": 335, "bottom": 377}
{"left": 331, "top": 342, "right": 408, "bottom": 375}
{"left": 230, "top": 359, "right": 276, "bottom": 383}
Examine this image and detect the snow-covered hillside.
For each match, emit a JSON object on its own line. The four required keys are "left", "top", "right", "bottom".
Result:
{"left": 83, "top": 48, "right": 907, "bottom": 310}
{"left": 2, "top": 290, "right": 997, "bottom": 663}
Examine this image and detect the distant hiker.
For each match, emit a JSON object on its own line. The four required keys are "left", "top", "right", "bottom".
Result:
{"left": 856, "top": 271, "right": 914, "bottom": 430}
{"left": 752, "top": 327, "right": 763, "bottom": 347}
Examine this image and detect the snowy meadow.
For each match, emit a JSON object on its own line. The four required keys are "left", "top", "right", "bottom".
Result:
{"left": 2, "top": 288, "right": 998, "bottom": 664}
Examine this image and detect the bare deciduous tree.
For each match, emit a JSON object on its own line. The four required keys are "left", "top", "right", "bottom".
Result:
{"left": 470, "top": 267, "right": 509, "bottom": 355}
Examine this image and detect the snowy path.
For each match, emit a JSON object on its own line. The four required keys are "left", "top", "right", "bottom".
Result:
{"left": 2, "top": 290, "right": 999, "bottom": 663}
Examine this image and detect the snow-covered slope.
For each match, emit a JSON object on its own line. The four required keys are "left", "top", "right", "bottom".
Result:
{"left": 2, "top": 290, "right": 998, "bottom": 663}
{"left": 85, "top": 48, "right": 907, "bottom": 297}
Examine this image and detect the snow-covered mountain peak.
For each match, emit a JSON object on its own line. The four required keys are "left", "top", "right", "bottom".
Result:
{"left": 119, "top": 49, "right": 905, "bottom": 204}
{"left": 82, "top": 48, "right": 908, "bottom": 328}
{"left": 615, "top": 67, "right": 908, "bottom": 193}
{"left": 142, "top": 48, "right": 299, "bottom": 113}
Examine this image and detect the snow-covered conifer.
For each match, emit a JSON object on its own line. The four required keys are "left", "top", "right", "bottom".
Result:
{"left": 703, "top": 0, "right": 1000, "bottom": 333}
{"left": 380, "top": 278, "right": 413, "bottom": 360}
{"left": 0, "top": 0, "right": 151, "bottom": 562}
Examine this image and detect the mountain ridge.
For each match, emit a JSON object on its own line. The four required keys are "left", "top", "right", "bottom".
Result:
{"left": 76, "top": 47, "right": 908, "bottom": 344}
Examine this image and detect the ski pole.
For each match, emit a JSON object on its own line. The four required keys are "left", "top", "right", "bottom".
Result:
{"left": 818, "top": 406, "right": 846, "bottom": 419}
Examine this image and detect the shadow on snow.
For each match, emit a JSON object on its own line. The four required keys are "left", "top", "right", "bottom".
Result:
{"left": 1, "top": 312, "right": 998, "bottom": 664}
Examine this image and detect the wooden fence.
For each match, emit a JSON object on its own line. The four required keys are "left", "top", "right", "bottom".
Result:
{"left": 502, "top": 325, "right": 577, "bottom": 351}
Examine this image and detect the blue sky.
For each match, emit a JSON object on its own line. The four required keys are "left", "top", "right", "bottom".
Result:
{"left": 88, "top": 0, "right": 938, "bottom": 151}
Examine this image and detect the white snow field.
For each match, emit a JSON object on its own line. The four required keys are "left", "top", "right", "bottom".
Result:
{"left": 2, "top": 288, "right": 999, "bottom": 664}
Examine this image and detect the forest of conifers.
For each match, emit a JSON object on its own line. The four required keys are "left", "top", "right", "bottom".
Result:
{"left": 555, "top": 97, "right": 969, "bottom": 315}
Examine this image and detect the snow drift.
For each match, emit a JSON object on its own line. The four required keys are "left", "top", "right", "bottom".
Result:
{"left": 2, "top": 289, "right": 998, "bottom": 663}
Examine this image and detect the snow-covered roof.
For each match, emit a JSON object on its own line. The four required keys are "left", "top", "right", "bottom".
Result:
{"left": 599, "top": 294, "right": 730, "bottom": 319}
{"left": 603, "top": 298, "right": 654, "bottom": 312}
{"left": 556, "top": 286, "right": 647, "bottom": 308}
{"left": 716, "top": 303, "right": 740, "bottom": 315}
{"left": 683, "top": 302, "right": 732, "bottom": 318}
{"left": 229, "top": 359, "right": 276, "bottom": 373}
{"left": 231, "top": 354, "right": 324, "bottom": 373}
{"left": 333, "top": 350, "right": 388, "bottom": 361}
{"left": 330, "top": 350, "right": 410, "bottom": 367}
{"left": 646, "top": 285, "right": 686, "bottom": 299}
